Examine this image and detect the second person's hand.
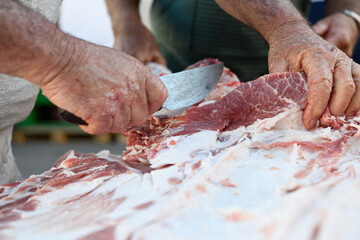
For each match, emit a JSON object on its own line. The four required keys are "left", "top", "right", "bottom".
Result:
{"left": 268, "top": 22, "right": 360, "bottom": 129}
{"left": 312, "top": 13, "right": 359, "bottom": 57}
{"left": 113, "top": 15, "right": 167, "bottom": 66}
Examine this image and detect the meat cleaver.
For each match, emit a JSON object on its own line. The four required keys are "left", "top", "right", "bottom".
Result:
{"left": 60, "top": 62, "right": 224, "bottom": 125}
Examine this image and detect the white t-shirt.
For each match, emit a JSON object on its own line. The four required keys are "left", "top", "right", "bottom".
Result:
{"left": 0, "top": 0, "right": 62, "bottom": 184}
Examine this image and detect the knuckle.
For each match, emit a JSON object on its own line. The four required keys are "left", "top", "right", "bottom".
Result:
{"left": 334, "top": 59, "right": 352, "bottom": 73}
{"left": 354, "top": 80, "right": 360, "bottom": 88}
{"left": 343, "top": 80, "right": 356, "bottom": 93}
{"left": 352, "top": 62, "right": 360, "bottom": 72}
{"left": 322, "top": 77, "right": 333, "bottom": 87}
{"left": 342, "top": 35, "right": 351, "bottom": 45}
{"left": 335, "top": 53, "right": 349, "bottom": 63}
{"left": 312, "top": 46, "right": 331, "bottom": 57}
{"left": 310, "top": 77, "right": 332, "bottom": 91}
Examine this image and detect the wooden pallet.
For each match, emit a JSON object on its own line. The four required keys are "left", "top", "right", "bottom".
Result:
{"left": 13, "top": 124, "right": 127, "bottom": 144}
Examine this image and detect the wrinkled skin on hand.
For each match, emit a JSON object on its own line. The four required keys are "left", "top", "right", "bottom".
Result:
{"left": 312, "top": 13, "right": 359, "bottom": 57}
{"left": 113, "top": 20, "right": 166, "bottom": 66}
{"left": 268, "top": 23, "right": 360, "bottom": 129}
{"left": 40, "top": 44, "right": 167, "bottom": 135}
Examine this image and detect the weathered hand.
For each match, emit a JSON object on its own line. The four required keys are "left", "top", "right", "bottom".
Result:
{"left": 0, "top": 0, "right": 166, "bottom": 135}
{"left": 113, "top": 20, "right": 166, "bottom": 66}
{"left": 40, "top": 42, "right": 167, "bottom": 135}
{"left": 268, "top": 23, "right": 360, "bottom": 129}
{"left": 312, "top": 13, "right": 359, "bottom": 57}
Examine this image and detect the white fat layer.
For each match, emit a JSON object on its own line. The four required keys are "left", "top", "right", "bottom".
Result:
{"left": 2, "top": 107, "right": 360, "bottom": 240}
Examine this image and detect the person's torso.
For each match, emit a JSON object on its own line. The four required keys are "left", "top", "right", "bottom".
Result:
{"left": 150, "top": 0, "right": 309, "bottom": 80}
{"left": 0, "top": 0, "right": 62, "bottom": 184}
{"left": 151, "top": 0, "right": 309, "bottom": 56}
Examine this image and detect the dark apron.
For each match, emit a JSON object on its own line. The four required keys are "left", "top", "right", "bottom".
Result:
{"left": 150, "top": 0, "right": 309, "bottom": 81}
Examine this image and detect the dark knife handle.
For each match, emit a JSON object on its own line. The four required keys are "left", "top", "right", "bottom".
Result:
{"left": 59, "top": 108, "right": 88, "bottom": 125}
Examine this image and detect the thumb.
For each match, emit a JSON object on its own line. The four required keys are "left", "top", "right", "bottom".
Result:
{"left": 312, "top": 20, "right": 329, "bottom": 36}
{"left": 146, "top": 73, "right": 168, "bottom": 114}
{"left": 153, "top": 53, "right": 167, "bottom": 67}
{"left": 268, "top": 57, "right": 289, "bottom": 73}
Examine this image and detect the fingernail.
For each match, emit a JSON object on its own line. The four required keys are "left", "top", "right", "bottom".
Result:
{"left": 308, "top": 119, "right": 317, "bottom": 128}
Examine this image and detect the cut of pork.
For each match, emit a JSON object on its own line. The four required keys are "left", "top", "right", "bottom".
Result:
{"left": 1, "top": 60, "right": 360, "bottom": 240}
{"left": 122, "top": 71, "right": 307, "bottom": 163}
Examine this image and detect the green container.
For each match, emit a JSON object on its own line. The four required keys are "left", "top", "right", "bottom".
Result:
{"left": 16, "top": 110, "right": 37, "bottom": 126}
{"left": 16, "top": 91, "right": 55, "bottom": 126}
{"left": 36, "top": 90, "right": 52, "bottom": 106}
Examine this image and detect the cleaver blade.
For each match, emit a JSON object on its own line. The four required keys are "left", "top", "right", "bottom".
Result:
{"left": 160, "top": 62, "right": 224, "bottom": 110}
{"left": 59, "top": 63, "right": 223, "bottom": 125}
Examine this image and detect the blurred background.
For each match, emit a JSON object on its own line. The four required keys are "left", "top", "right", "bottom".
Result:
{"left": 12, "top": 0, "right": 360, "bottom": 179}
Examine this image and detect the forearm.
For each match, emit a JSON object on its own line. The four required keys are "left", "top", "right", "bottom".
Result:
{"left": 325, "top": 0, "right": 360, "bottom": 16}
{"left": 214, "top": 0, "right": 308, "bottom": 43}
{"left": 105, "top": 0, "right": 141, "bottom": 35}
{"left": 0, "top": 0, "right": 83, "bottom": 86}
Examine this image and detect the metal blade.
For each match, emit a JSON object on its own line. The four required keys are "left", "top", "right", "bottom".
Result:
{"left": 160, "top": 63, "right": 224, "bottom": 110}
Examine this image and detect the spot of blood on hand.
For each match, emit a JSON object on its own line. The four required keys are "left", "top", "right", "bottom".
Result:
{"left": 105, "top": 90, "right": 124, "bottom": 102}
{"left": 331, "top": 69, "right": 335, "bottom": 74}
{"left": 113, "top": 90, "right": 124, "bottom": 102}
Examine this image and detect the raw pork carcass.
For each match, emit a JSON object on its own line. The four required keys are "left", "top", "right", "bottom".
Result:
{"left": 1, "top": 60, "right": 360, "bottom": 240}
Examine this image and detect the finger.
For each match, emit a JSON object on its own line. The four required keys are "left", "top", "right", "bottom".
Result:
{"left": 127, "top": 78, "right": 149, "bottom": 127}
{"left": 133, "top": 52, "right": 148, "bottom": 64}
{"left": 312, "top": 20, "right": 328, "bottom": 36}
{"left": 80, "top": 115, "right": 112, "bottom": 135}
{"left": 153, "top": 52, "right": 167, "bottom": 66}
{"left": 302, "top": 57, "right": 334, "bottom": 129}
{"left": 344, "top": 47, "right": 354, "bottom": 58}
{"left": 328, "top": 58, "right": 355, "bottom": 116}
{"left": 325, "top": 33, "right": 347, "bottom": 52}
{"left": 138, "top": 51, "right": 163, "bottom": 66}
{"left": 109, "top": 101, "right": 132, "bottom": 133}
{"left": 268, "top": 57, "right": 289, "bottom": 73}
{"left": 112, "top": 39, "right": 122, "bottom": 51}
{"left": 145, "top": 71, "right": 168, "bottom": 114}
{"left": 325, "top": 34, "right": 353, "bottom": 57}
{"left": 345, "top": 62, "right": 360, "bottom": 116}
